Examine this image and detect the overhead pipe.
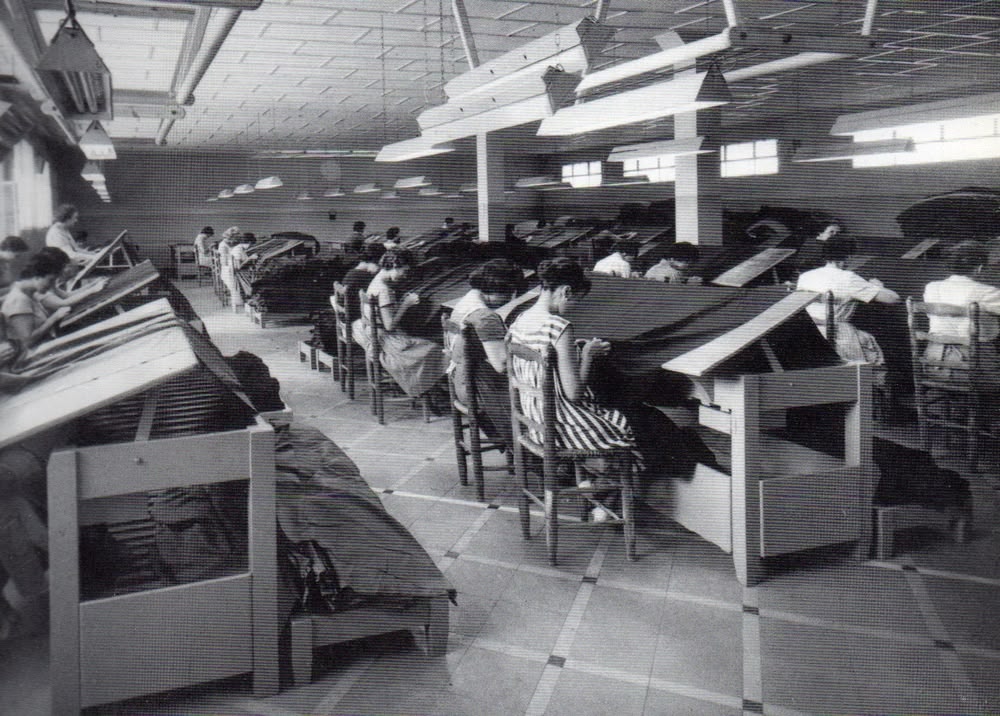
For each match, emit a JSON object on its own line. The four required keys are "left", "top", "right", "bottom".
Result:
{"left": 451, "top": 0, "right": 479, "bottom": 69}
{"left": 156, "top": 7, "right": 243, "bottom": 145}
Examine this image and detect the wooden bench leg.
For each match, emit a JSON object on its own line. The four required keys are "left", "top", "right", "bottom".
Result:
{"left": 289, "top": 616, "right": 314, "bottom": 686}
{"left": 421, "top": 596, "right": 449, "bottom": 657}
{"left": 875, "top": 507, "right": 895, "bottom": 561}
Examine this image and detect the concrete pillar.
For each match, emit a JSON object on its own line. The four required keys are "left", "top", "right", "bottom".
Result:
{"left": 674, "top": 108, "right": 724, "bottom": 246}
{"left": 476, "top": 132, "right": 507, "bottom": 242}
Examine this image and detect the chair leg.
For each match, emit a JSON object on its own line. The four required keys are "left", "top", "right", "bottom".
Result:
{"left": 968, "top": 396, "right": 980, "bottom": 472}
{"left": 469, "top": 420, "right": 486, "bottom": 502}
{"left": 422, "top": 394, "right": 432, "bottom": 423}
{"left": 623, "top": 472, "right": 636, "bottom": 562}
{"left": 874, "top": 507, "right": 894, "bottom": 561}
{"left": 452, "top": 412, "right": 469, "bottom": 488}
{"left": 545, "top": 489, "right": 558, "bottom": 566}
{"left": 514, "top": 446, "right": 531, "bottom": 540}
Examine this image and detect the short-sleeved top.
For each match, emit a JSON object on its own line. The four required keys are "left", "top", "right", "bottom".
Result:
{"left": 1, "top": 284, "right": 46, "bottom": 330}
{"left": 797, "top": 264, "right": 882, "bottom": 325}
{"left": 924, "top": 275, "right": 1000, "bottom": 342}
{"left": 447, "top": 291, "right": 507, "bottom": 401}
{"left": 45, "top": 223, "right": 88, "bottom": 264}
{"left": 342, "top": 266, "right": 378, "bottom": 319}
{"left": 217, "top": 241, "right": 234, "bottom": 269}
{"left": 362, "top": 271, "right": 397, "bottom": 326}
{"left": 592, "top": 252, "right": 632, "bottom": 278}
{"left": 644, "top": 260, "right": 685, "bottom": 283}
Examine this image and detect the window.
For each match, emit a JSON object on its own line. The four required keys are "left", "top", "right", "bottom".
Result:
{"left": 561, "top": 160, "right": 602, "bottom": 188}
{"left": 851, "top": 113, "right": 1000, "bottom": 168}
{"left": 720, "top": 139, "right": 779, "bottom": 178}
{"left": 623, "top": 154, "right": 677, "bottom": 183}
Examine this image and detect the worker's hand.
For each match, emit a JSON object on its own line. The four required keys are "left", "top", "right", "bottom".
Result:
{"left": 581, "top": 338, "right": 611, "bottom": 361}
{"left": 402, "top": 292, "right": 420, "bottom": 307}
{"left": 52, "top": 306, "right": 72, "bottom": 321}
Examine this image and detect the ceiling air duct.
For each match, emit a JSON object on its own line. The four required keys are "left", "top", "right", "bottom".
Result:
{"left": 35, "top": 2, "right": 113, "bottom": 121}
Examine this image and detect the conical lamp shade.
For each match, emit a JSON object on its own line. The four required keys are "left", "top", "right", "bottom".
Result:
{"left": 255, "top": 175, "right": 284, "bottom": 190}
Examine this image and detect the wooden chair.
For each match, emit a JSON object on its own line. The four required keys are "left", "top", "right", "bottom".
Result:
{"left": 331, "top": 283, "right": 359, "bottom": 400}
{"left": 441, "top": 316, "right": 513, "bottom": 502}
{"left": 506, "top": 339, "right": 636, "bottom": 566}
{"left": 907, "top": 297, "right": 997, "bottom": 470}
{"left": 363, "top": 291, "right": 431, "bottom": 425}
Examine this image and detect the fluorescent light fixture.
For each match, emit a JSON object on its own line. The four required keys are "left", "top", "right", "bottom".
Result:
{"left": 255, "top": 149, "right": 379, "bottom": 159}
{"left": 295, "top": 191, "right": 313, "bottom": 201}
{"left": 218, "top": 188, "right": 235, "bottom": 199}
{"left": 353, "top": 183, "right": 381, "bottom": 194}
{"left": 608, "top": 136, "right": 709, "bottom": 163}
{"left": 830, "top": 93, "right": 1000, "bottom": 136}
{"left": 80, "top": 161, "right": 104, "bottom": 182}
{"left": 254, "top": 175, "right": 283, "bottom": 190}
{"left": 35, "top": 12, "right": 113, "bottom": 120}
{"left": 792, "top": 138, "right": 915, "bottom": 163}
{"left": 375, "top": 136, "right": 455, "bottom": 163}
{"left": 537, "top": 66, "right": 730, "bottom": 137}
{"left": 725, "top": 52, "right": 853, "bottom": 84}
{"left": 394, "top": 175, "right": 432, "bottom": 190}
{"left": 78, "top": 121, "right": 116, "bottom": 160}
{"left": 418, "top": 186, "right": 444, "bottom": 196}
{"left": 515, "top": 175, "right": 570, "bottom": 189}
{"left": 234, "top": 183, "right": 255, "bottom": 194}
{"left": 323, "top": 187, "right": 346, "bottom": 197}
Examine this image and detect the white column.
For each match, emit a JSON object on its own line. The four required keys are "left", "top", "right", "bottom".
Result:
{"left": 477, "top": 133, "right": 507, "bottom": 243}
{"left": 674, "top": 109, "right": 723, "bottom": 246}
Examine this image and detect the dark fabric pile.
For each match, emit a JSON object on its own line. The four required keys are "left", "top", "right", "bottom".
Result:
{"left": 872, "top": 437, "right": 971, "bottom": 512}
{"left": 224, "top": 350, "right": 285, "bottom": 412}
{"left": 246, "top": 257, "right": 351, "bottom": 314}
{"left": 308, "top": 309, "right": 338, "bottom": 355}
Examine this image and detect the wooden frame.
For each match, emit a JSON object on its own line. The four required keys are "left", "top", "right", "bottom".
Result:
{"left": 441, "top": 317, "right": 512, "bottom": 502}
{"left": 48, "top": 417, "right": 280, "bottom": 714}
{"left": 65, "top": 230, "right": 129, "bottom": 292}
{"left": 506, "top": 339, "right": 636, "bottom": 566}
{"left": 662, "top": 293, "right": 876, "bottom": 586}
{"left": 331, "top": 284, "right": 358, "bottom": 400}
{"left": 59, "top": 260, "right": 160, "bottom": 330}
{"left": 363, "top": 291, "right": 431, "bottom": 425}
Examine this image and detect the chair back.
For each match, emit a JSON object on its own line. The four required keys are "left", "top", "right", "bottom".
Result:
{"left": 442, "top": 315, "right": 480, "bottom": 412}
{"left": 331, "top": 282, "right": 351, "bottom": 343}
{"left": 365, "top": 291, "right": 383, "bottom": 354}
{"left": 907, "top": 297, "right": 982, "bottom": 383}
{"left": 810, "top": 290, "right": 837, "bottom": 345}
{"left": 506, "top": 337, "right": 558, "bottom": 468}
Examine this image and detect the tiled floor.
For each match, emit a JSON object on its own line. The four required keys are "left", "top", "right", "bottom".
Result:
{"left": 2, "top": 283, "right": 999, "bottom": 715}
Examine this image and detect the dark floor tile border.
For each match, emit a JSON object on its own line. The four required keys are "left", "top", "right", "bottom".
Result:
{"left": 547, "top": 655, "right": 566, "bottom": 668}
{"left": 742, "top": 698, "right": 764, "bottom": 713}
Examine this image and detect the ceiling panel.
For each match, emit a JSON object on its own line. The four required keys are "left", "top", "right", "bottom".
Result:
{"left": 18, "top": 0, "right": 1000, "bottom": 151}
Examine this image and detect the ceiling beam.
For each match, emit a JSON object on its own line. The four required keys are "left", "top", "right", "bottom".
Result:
{"left": 451, "top": 0, "right": 479, "bottom": 69}
{"left": 26, "top": 0, "right": 194, "bottom": 21}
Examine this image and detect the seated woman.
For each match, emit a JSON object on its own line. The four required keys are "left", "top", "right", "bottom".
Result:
{"left": 645, "top": 242, "right": 701, "bottom": 284}
{"left": 193, "top": 226, "right": 214, "bottom": 268}
{"left": 342, "top": 242, "right": 386, "bottom": 320}
{"left": 923, "top": 240, "right": 1000, "bottom": 379}
{"left": 447, "top": 258, "right": 523, "bottom": 448}
{"left": 352, "top": 248, "right": 446, "bottom": 401}
{"left": 0, "top": 235, "right": 30, "bottom": 290}
{"left": 507, "top": 258, "right": 641, "bottom": 518}
{"left": 32, "top": 247, "right": 107, "bottom": 313}
{"left": 797, "top": 234, "right": 899, "bottom": 365}
{"left": 2, "top": 252, "right": 71, "bottom": 350}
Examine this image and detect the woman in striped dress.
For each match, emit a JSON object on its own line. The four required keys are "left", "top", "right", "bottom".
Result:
{"left": 507, "top": 258, "right": 641, "bottom": 491}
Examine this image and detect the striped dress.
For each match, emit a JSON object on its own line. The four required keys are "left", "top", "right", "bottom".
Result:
{"left": 507, "top": 310, "right": 640, "bottom": 463}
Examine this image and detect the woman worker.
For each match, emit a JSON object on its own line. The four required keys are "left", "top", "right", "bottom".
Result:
{"left": 45, "top": 204, "right": 96, "bottom": 265}
{"left": 2, "top": 252, "right": 71, "bottom": 349}
{"left": 447, "top": 258, "right": 524, "bottom": 448}
{"left": 507, "top": 258, "right": 641, "bottom": 520}
{"left": 352, "top": 248, "right": 446, "bottom": 401}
